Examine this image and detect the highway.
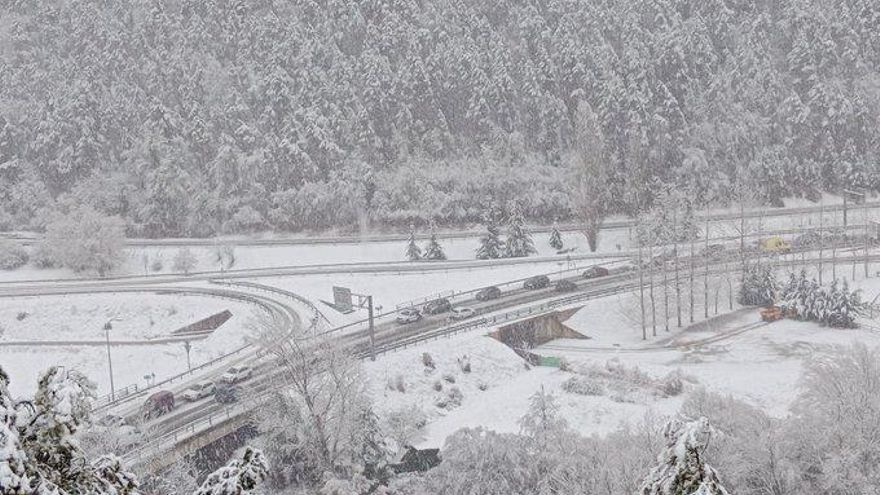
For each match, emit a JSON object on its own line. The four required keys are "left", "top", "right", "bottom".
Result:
{"left": 116, "top": 240, "right": 878, "bottom": 470}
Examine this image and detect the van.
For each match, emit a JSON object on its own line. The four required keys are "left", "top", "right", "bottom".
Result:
{"left": 142, "top": 390, "right": 175, "bottom": 419}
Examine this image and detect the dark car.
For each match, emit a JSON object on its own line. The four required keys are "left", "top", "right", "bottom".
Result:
{"left": 554, "top": 280, "right": 578, "bottom": 292}
{"left": 423, "top": 298, "right": 452, "bottom": 315}
{"left": 142, "top": 390, "right": 175, "bottom": 419}
{"left": 475, "top": 286, "right": 502, "bottom": 301}
{"left": 582, "top": 265, "right": 609, "bottom": 279}
{"left": 523, "top": 275, "right": 551, "bottom": 290}
{"left": 215, "top": 384, "right": 239, "bottom": 404}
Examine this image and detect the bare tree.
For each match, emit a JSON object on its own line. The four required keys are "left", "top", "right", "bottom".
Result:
{"left": 251, "top": 312, "right": 380, "bottom": 487}
{"left": 569, "top": 101, "right": 608, "bottom": 252}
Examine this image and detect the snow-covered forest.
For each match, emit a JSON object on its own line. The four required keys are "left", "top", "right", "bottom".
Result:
{"left": 1, "top": 0, "right": 878, "bottom": 236}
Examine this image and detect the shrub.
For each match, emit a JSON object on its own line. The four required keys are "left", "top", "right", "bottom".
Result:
{"left": 150, "top": 255, "right": 164, "bottom": 272}
{"left": 658, "top": 371, "right": 684, "bottom": 397}
{"left": 0, "top": 242, "right": 29, "bottom": 270}
{"left": 433, "top": 381, "right": 443, "bottom": 392}
{"left": 172, "top": 247, "right": 198, "bottom": 274}
{"left": 395, "top": 374, "right": 406, "bottom": 393}
{"left": 422, "top": 352, "right": 435, "bottom": 370}
{"left": 457, "top": 355, "right": 472, "bottom": 373}
{"left": 559, "top": 358, "right": 572, "bottom": 372}
{"left": 16, "top": 312, "right": 28, "bottom": 321}
{"left": 477, "top": 382, "right": 488, "bottom": 391}
{"left": 562, "top": 376, "right": 605, "bottom": 396}
{"left": 442, "top": 373, "right": 456, "bottom": 384}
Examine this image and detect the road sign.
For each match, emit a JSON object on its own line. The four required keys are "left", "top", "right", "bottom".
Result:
{"left": 333, "top": 286, "right": 353, "bottom": 312}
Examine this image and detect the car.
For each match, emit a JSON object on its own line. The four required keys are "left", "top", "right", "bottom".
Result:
{"left": 396, "top": 308, "right": 422, "bottom": 324}
{"left": 221, "top": 365, "right": 253, "bottom": 384}
{"left": 142, "top": 390, "right": 175, "bottom": 419}
{"left": 215, "top": 384, "right": 240, "bottom": 404}
{"left": 582, "top": 265, "right": 609, "bottom": 279}
{"left": 760, "top": 236, "right": 792, "bottom": 253}
{"left": 423, "top": 298, "right": 452, "bottom": 315}
{"left": 523, "top": 275, "right": 551, "bottom": 290}
{"left": 181, "top": 381, "right": 215, "bottom": 401}
{"left": 554, "top": 280, "right": 578, "bottom": 292}
{"left": 475, "top": 286, "right": 502, "bottom": 301}
{"left": 449, "top": 307, "right": 476, "bottom": 320}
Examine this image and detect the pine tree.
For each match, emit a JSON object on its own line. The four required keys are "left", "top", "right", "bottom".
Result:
{"left": 475, "top": 218, "right": 504, "bottom": 259}
{"left": 737, "top": 262, "right": 777, "bottom": 306}
{"left": 405, "top": 227, "right": 422, "bottom": 261}
{"left": 549, "top": 225, "right": 564, "bottom": 251}
{"left": 422, "top": 228, "right": 446, "bottom": 261}
{"left": 504, "top": 206, "right": 537, "bottom": 258}
{"left": 639, "top": 417, "right": 729, "bottom": 495}
{"left": 194, "top": 447, "right": 268, "bottom": 495}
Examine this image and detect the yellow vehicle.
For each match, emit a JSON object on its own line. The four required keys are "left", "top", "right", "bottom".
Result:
{"left": 760, "top": 236, "right": 791, "bottom": 253}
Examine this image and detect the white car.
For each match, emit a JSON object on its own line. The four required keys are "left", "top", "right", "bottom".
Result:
{"left": 449, "top": 307, "right": 476, "bottom": 321}
{"left": 396, "top": 308, "right": 422, "bottom": 324}
{"left": 221, "top": 365, "right": 253, "bottom": 384}
{"left": 181, "top": 381, "right": 216, "bottom": 401}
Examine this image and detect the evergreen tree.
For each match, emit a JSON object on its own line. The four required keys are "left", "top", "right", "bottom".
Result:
{"left": 405, "top": 227, "right": 422, "bottom": 261}
{"left": 549, "top": 225, "right": 564, "bottom": 251}
{"left": 194, "top": 447, "right": 268, "bottom": 495}
{"left": 476, "top": 218, "right": 504, "bottom": 259}
{"left": 422, "top": 228, "right": 446, "bottom": 261}
{"left": 737, "top": 262, "right": 777, "bottom": 306}
{"left": 504, "top": 206, "right": 537, "bottom": 258}
{"left": 639, "top": 417, "right": 729, "bottom": 495}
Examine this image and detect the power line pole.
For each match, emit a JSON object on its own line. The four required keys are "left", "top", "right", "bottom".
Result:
{"left": 104, "top": 321, "right": 116, "bottom": 402}
{"left": 637, "top": 228, "right": 646, "bottom": 340}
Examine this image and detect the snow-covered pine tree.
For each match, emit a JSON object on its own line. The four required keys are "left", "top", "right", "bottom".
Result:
{"left": 825, "top": 279, "right": 866, "bottom": 328}
{"left": 0, "top": 367, "right": 31, "bottom": 495}
{"left": 194, "top": 447, "right": 268, "bottom": 495}
{"left": 504, "top": 206, "right": 537, "bottom": 258}
{"left": 405, "top": 227, "right": 422, "bottom": 261}
{"left": 549, "top": 224, "right": 563, "bottom": 251}
{"left": 475, "top": 217, "right": 504, "bottom": 259}
{"left": 737, "top": 261, "right": 777, "bottom": 306}
{"left": 639, "top": 417, "right": 729, "bottom": 495}
{"left": 422, "top": 228, "right": 446, "bottom": 261}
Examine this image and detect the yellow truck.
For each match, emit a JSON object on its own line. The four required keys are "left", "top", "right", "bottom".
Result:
{"left": 759, "top": 236, "right": 791, "bottom": 253}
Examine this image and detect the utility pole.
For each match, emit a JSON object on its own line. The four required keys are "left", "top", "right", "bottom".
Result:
{"left": 673, "top": 208, "right": 682, "bottom": 328}
{"left": 104, "top": 321, "right": 116, "bottom": 402}
{"left": 367, "top": 295, "right": 376, "bottom": 361}
{"left": 689, "top": 204, "right": 696, "bottom": 324}
{"left": 865, "top": 192, "right": 870, "bottom": 278}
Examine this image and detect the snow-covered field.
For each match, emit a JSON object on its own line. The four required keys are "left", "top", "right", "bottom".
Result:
{"left": 0, "top": 292, "right": 261, "bottom": 397}
{"left": 363, "top": 286, "right": 880, "bottom": 449}
{"left": 0, "top": 292, "right": 251, "bottom": 342}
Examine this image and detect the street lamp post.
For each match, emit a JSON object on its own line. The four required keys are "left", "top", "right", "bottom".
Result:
{"left": 183, "top": 340, "right": 192, "bottom": 371}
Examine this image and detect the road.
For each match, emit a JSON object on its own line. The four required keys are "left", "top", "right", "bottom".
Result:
{"left": 119, "top": 240, "right": 879, "bottom": 469}
{"left": 2, "top": 198, "right": 875, "bottom": 247}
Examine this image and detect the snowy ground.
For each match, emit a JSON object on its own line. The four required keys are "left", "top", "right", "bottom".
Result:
{"left": 0, "top": 292, "right": 262, "bottom": 398}
{"left": 363, "top": 284, "right": 880, "bottom": 449}
{"left": 0, "top": 292, "right": 252, "bottom": 342}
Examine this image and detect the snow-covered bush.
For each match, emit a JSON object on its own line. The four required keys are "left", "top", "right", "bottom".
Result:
{"left": 383, "top": 406, "right": 428, "bottom": 454}
{"left": 173, "top": 247, "right": 199, "bottom": 274}
{"left": 442, "top": 373, "right": 455, "bottom": 384}
{"left": 38, "top": 207, "right": 125, "bottom": 276}
{"left": 150, "top": 254, "right": 164, "bottom": 272}
{"left": 0, "top": 242, "right": 29, "bottom": 270}
{"left": 421, "top": 353, "right": 435, "bottom": 370}
{"left": 561, "top": 376, "right": 605, "bottom": 396}
{"left": 457, "top": 355, "right": 471, "bottom": 373}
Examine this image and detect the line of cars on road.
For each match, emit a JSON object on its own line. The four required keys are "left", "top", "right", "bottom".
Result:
{"left": 136, "top": 364, "right": 254, "bottom": 421}
{"left": 395, "top": 264, "right": 618, "bottom": 324}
